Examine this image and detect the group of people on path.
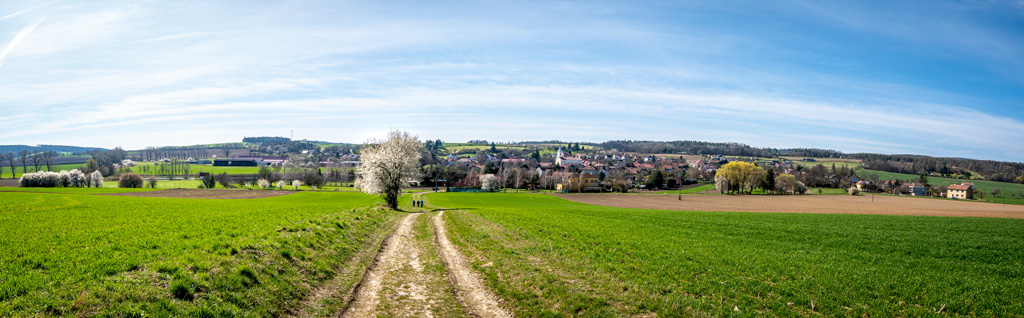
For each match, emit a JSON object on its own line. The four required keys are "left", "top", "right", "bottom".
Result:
{"left": 413, "top": 200, "right": 424, "bottom": 208}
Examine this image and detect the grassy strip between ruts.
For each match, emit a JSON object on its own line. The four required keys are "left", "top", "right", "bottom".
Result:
{"left": 0, "top": 191, "right": 400, "bottom": 317}
{"left": 429, "top": 192, "right": 1024, "bottom": 317}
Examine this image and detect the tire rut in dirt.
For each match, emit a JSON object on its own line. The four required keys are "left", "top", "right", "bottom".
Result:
{"left": 340, "top": 211, "right": 458, "bottom": 318}
{"left": 433, "top": 211, "right": 512, "bottom": 318}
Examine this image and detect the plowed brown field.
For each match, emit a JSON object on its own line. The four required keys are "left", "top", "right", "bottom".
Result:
{"left": 556, "top": 194, "right": 1024, "bottom": 218}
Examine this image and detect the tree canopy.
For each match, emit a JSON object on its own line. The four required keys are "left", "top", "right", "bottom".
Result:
{"left": 355, "top": 131, "right": 423, "bottom": 209}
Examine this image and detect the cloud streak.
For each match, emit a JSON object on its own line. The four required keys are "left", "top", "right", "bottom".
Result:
{"left": 0, "top": 1, "right": 56, "bottom": 22}
{"left": 0, "top": 17, "right": 42, "bottom": 67}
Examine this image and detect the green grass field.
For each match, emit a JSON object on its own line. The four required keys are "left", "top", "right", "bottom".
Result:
{"left": 131, "top": 162, "right": 262, "bottom": 175}
{"left": 0, "top": 191, "right": 399, "bottom": 317}
{"left": 429, "top": 193, "right": 1024, "bottom": 317}
{"left": 1, "top": 164, "right": 86, "bottom": 178}
{"left": 0, "top": 187, "right": 157, "bottom": 194}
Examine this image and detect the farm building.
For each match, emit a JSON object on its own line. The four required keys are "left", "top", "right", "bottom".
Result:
{"left": 213, "top": 158, "right": 262, "bottom": 167}
{"left": 237, "top": 156, "right": 287, "bottom": 165}
{"left": 907, "top": 183, "right": 929, "bottom": 196}
{"left": 947, "top": 183, "right": 974, "bottom": 200}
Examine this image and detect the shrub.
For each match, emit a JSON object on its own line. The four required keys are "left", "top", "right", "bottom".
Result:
{"left": 257, "top": 179, "right": 270, "bottom": 189}
{"left": 201, "top": 174, "right": 216, "bottom": 189}
{"left": 217, "top": 172, "right": 232, "bottom": 188}
{"left": 89, "top": 171, "right": 104, "bottom": 188}
{"left": 794, "top": 181, "right": 808, "bottom": 195}
{"left": 147, "top": 177, "right": 159, "bottom": 188}
{"left": 480, "top": 174, "right": 498, "bottom": 191}
{"left": 69, "top": 169, "right": 86, "bottom": 187}
{"left": 276, "top": 180, "right": 285, "bottom": 189}
{"left": 118, "top": 173, "right": 144, "bottom": 188}
{"left": 848, "top": 186, "right": 861, "bottom": 196}
{"left": 292, "top": 180, "right": 301, "bottom": 190}
{"left": 715, "top": 175, "right": 729, "bottom": 194}
{"left": 303, "top": 172, "right": 324, "bottom": 188}
{"left": 19, "top": 171, "right": 61, "bottom": 187}
{"left": 58, "top": 171, "right": 72, "bottom": 187}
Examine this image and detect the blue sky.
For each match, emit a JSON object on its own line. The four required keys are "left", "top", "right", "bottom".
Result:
{"left": 2, "top": 1, "right": 1024, "bottom": 161}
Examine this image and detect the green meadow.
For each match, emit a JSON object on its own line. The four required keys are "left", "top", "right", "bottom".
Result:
{"left": 429, "top": 192, "right": 1024, "bottom": 317}
{"left": 130, "top": 162, "right": 262, "bottom": 175}
{"left": 0, "top": 191, "right": 399, "bottom": 317}
{"left": 1, "top": 164, "right": 85, "bottom": 178}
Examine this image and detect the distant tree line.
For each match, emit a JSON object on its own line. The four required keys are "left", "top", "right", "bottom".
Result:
{"left": 601, "top": 140, "right": 1024, "bottom": 184}
{"left": 243, "top": 136, "right": 292, "bottom": 144}
{"left": 134, "top": 147, "right": 211, "bottom": 161}
{"left": 599, "top": 140, "right": 844, "bottom": 158}
{"left": 0, "top": 144, "right": 106, "bottom": 155}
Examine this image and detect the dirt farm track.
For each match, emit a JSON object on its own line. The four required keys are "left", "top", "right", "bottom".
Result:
{"left": 556, "top": 194, "right": 1024, "bottom": 219}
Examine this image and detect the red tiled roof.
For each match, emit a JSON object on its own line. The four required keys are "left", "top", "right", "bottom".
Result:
{"left": 948, "top": 184, "right": 971, "bottom": 191}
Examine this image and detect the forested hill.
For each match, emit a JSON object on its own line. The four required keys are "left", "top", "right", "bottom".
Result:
{"left": 598, "top": 140, "right": 1024, "bottom": 183}
{"left": 0, "top": 145, "right": 107, "bottom": 155}
{"left": 599, "top": 140, "right": 844, "bottom": 158}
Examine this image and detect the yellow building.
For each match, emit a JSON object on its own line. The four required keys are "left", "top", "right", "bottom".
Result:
{"left": 947, "top": 183, "right": 974, "bottom": 200}
{"left": 556, "top": 173, "right": 600, "bottom": 192}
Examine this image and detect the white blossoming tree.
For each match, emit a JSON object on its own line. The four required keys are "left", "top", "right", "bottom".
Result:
{"left": 355, "top": 130, "right": 422, "bottom": 209}
{"left": 89, "top": 171, "right": 104, "bottom": 188}
{"left": 480, "top": 174, "right": 497, "bottom": 191}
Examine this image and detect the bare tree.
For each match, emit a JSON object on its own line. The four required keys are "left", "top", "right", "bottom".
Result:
{"left": 30, "top": 151, "right": 42, "bottom": 173}
{"left": 18, "top": 150, "right": 28, "bottom": 174}
{"left": 514, "top": 169, "right": 523, "bottom": 192}
{"left": 0, "top": 152, "right": 9, "bottom": 177}
{"left": 42, "top": 151, "right": 56, "bottom": 171}
{"left": 355, "top": 131, "right": 422, "bottom": 209}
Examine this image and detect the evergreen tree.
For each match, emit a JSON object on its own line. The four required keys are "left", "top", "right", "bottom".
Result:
{"left": 765, "top": 169, "right": 776, "bottom": 194}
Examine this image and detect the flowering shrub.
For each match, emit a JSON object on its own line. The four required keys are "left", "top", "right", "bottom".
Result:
{"left": 19, "top": 169, "right": 91, "bottom": 188}
{"left": 89, "top": 171, "right": 104, "bottom": 188}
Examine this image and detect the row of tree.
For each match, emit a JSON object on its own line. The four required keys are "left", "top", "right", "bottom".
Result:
{"left": 715, "top": 162, "right": 808, "bottom": 195}
{"left": 1, "top": 150, "right": 63, "bottom": 176}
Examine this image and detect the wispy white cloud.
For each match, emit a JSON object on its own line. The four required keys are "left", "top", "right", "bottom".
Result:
{"left": 0, "top": 17, "right": 42, "bottom": 67}
{"left": 0, "top": 1, "right": 56, "bottom": 22}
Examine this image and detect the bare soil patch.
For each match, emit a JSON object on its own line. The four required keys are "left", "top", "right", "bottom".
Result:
{"left": 0, "top": 179, "right": 19, "bottom": 187}
{"left": 99, "top": 189, "right": 293, "bottom": 199}
{"left": 433, "top": 211, "right": 511, "bottom": 318}
{"left": 342, "top": 213, "right": 431, "bottom": 318}
{"left": 557, "top": 194, "right": 1024, "bottom": 219}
